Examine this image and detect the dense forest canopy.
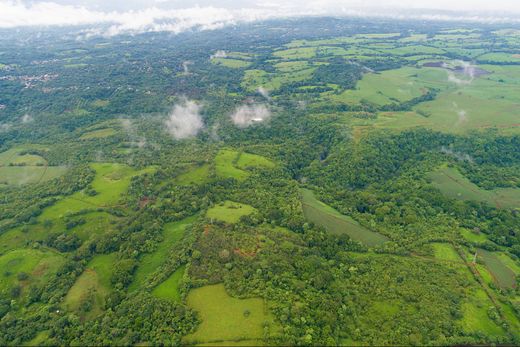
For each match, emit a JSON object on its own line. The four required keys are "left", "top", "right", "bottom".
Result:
{"left": 0, "top": 16, "right": 520, "bottom": 346}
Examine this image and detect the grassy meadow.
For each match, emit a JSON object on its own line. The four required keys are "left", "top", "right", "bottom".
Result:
{"left": 183, "top": 284, "right": 277, "bottom": 345}
{"left": 301, "top": 189, "right": 388, "bottom": 246}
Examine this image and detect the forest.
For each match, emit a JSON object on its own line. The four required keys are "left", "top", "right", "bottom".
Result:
{"left": 0, "top": 16, "right": 519, "bottom": 346}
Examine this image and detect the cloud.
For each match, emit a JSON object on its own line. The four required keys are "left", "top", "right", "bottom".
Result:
{"left": 1, "top": 1, "right": 520, "bottom": 36}
{"left": 165, "top": 98, "right": 204, "bottom": 139}
{"left": 21, "top": 114, "right": 33, "bottom": 123}
{"left": 230, "top": 103, "right": 271, "bottom": 128}
{"left": 210, "top": 50, "right": 227, "bottom": 59}
{"left": 257, "top": 87, "right": 270, "bottom": 100}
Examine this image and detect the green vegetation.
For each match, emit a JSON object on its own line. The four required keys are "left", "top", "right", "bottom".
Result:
{"left": 460, "top": 288, "right": 504, "bottom": 336}
{"left": 206, "top": 201, "right": 256, "bottom": 224}
{"left": 301, "top": 189, "right": 388, "bottom": 246}
{"left": 1, "top": 18, "right": 520, "bottom": 347}
{"left": 429, "top": 167, "right": 520, "bottom": 209}
{"left": 63, "top": 253, "right": 117, "bottom": 318}
{"left": 80, "top": 128, "right": 116, "bottom": 139}
{"left": 176, "top": 164, "right": 211, "bottom": 185}
{"left": 478, "top": 249, "right": 516, "bottom": 289}
{"left": 152, "top": 265, "right": 185, "bottom": 302}
{"left": 215, "top": 149, "right": 249, "bottom": 180}
{"left": 432, "top": 243, "right": 461, "bottom": 262}
{"left": 130, "top": 216, "right": 195, "bottom": 290}
{"left": 184, "top": 284, "right": 277, "bottom": 345}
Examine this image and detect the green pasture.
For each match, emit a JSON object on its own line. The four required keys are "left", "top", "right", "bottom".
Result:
{"left": 460, "top": 288, "right": 504, "bottom": 336}
{"left": 183, "top": 284, "right": 277, "bottom": 344}
{"left": 40, "top": 163, "right": 154, "bottom": 219}
{"left": 460, "top": 228, "right": 489, "bottom": 243}
{"left": 215, "top": 149, "right": 249, "bottom": 181}
{"left": 211, "top": 58, "right": 251, "bottom": 69}
{"left": 273, "top": 47, "right": 317, "bottom": 59}
{"left": 206, "top": 201, "right": 256, "bottom": 224}
{"left": 241, "top": 67, "right": 315, "bottom": 92}
{"left": 0, "top": 166, "right": 67, "bottom": 186}
{"left": 130, "top": 216, "right": 195, "bottom": 290}
{"left": 0, "top": 249, "right": 65, "bottom": 301}
{"left": 477, "top": 52, "right": 520, "bottom": 63}
{"left": 429, "top": 167, "right": 520, "bottom": 209}
{"left": 380, "top": 45, "right": 445, "bottom": 56}
{"left": 431, "top": 243, "right": 461, "bottom": 262}
{"left": 152, "top": 265, "right": 185, "bottom": 302}
{"left": 176, "top": 164, "right": 211, "bottom": 185}
{"left": 328, "top": 67, "right": 448, "bottom": 106}
{"left": 235, "top": 152, "right": 275, "bottom": 170}
{"left": 80, "top": 128, "right": 116, "bottom": 140}
{"left": 301, "top": 189, "right": 388, "bottom": 247}
{"left": 478, "top": 249, "right": 516, "bottom": 289}
{"left": 63, "top": 253, "right": 116, "bottom": 318}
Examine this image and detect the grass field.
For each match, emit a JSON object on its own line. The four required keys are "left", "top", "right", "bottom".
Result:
{"left": 429, "top": 167, "right": 520, "bottom": 209}
{"left": 206, "top": 201, "right": 256, "bottom": 224}
{"left": 431, "top": 243, "right": 461, "bottom": 262}
{"left": 478, "top": 249, "right": 516, "bottom": 289}
{"left": 63, "top": 253, "right": 116, "bottom": 319}
{"left": 0, "top": 166, "right": 68, "bottom": 186}
{"left": 211, "top": 58, "right": 251, "bottom": 69}
{"left": 0, "top": 249, "right": 65, "bottom": 302}
{"left": 80, "top": 128, "right": 116, "bottom": 140}
{"left": 328, "top": 67, "right": 446, "bottom": 106}
{"left": 39, "top": 163, "right": 154, "bottom": 219}
{"left": 241, "top": 67, "right": 316, "bottom": 92}
{"left": 460, "top": 228, "right": 490, "bottom": 243}
{"left": 460, "top": 288, "right": 504, "bottom": 336}
{"left": 215, "top": 150, "right": 249, "bottom": 181}
{"left": 235, "top": 152, "right": 275, "bottom": 170}
{"left": 301, "top": 189, "right": 388, "bottom": 247}
{"left": 130, "top": 216, "right": 196, "bottom": 291}
{"left": 176, "top": 164, "right": 211, "bottom": 185}
{"left": 152, "top": 265, "right": 185, "bottom": 302}
{"left": 183, "top": 284, "right": 277, "bottom": 344}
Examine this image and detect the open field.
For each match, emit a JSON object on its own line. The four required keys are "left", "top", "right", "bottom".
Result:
{"left": 459, "top": 228, "right": 489, "bottom": 243}
{"left": 80, "top": 128, "right": 116, "bottom": 140}
{"left": 328, "top": 67, "right": 447, "bottom": 106}
{"left": 206, "top": 201, "right": 256, "bottom": 224}
{"left": 478, "top": 249, "right": 516, "bottom": 289}
{"left": 183, "top": 284, "right": 277, "bottom": 344}
{"left": 130, "top": 216, "right": 196, "bottom": 290}
{"left": 0, "top": 166, "right": 68, "bottom": 186}
{"left": 235, "top": 152, "right": 275, "bottom": 170}
{"left": 241, "top": 66, "right": 316, "bottom": 92}
{"left": 211, "top": 58, "right": 251, "bottom": 69}
{"left": 63, "top": 253, "right": 116, "bottom": 318}
{"left": 215, "top": 149, "right": 249, "bottom": 181}
{"left": 0, "top": 249, "right": 65, "bottom": 302}
{"left": 460, "top": 288, "right": 504, "bottom": 336}
{"left": 152, "top": 265, "right": 185, "bottom": 302}
{"left": 301, "top": 189, "right": 388, "bottom": 246}
{"left": 39, "top": 163, "right": 155, "bottom": 219}
{"left": 176, "top": 164, "right": 211, "bottom": 185}
{"left": 429, "top": 167, "right": 520, "bottom": 209}
{"left": 431, "top": 243, "right": 461, "bottom": 262}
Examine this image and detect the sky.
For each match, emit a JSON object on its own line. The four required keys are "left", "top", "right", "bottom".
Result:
{"left": 1, "top": 0, "right": 520, "bottom": 36}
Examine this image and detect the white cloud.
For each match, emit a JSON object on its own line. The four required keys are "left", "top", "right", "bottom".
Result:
{"left": 0, "top": 1, "right": 519, "bottom": 36}
{"left": 230, "top": 103, "right": 271, "bottom": 128}
{"left": 165, "top": 98, "right": 204, "bottom": 139}
{"left": 21, "top": 114, "right": 33, "bottom": 123}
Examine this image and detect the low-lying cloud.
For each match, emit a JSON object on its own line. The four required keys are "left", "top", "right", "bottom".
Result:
{"left": 230, "top": 104, "right": 271, "bottom": 128}
{"left": 1, "top": 1, "right": 520, "bottom": 37}
{"left": 165, "top": 98, "right": 204, "bottom": 139}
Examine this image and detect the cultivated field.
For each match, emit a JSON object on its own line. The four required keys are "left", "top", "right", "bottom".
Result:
{"left": 183, "top": 284, "right": 278, "bottom": 345}
{"left": 301, "top": 189, "right": 388, "bottom": 246}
